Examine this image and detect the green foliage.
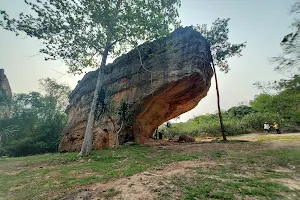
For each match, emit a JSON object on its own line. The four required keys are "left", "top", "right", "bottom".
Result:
{"left": 163, "top": 112, "right": 250, "bottom": 138}
{"left": 271, "top": 1, "right": 300, "bottom": 71}
{"left": 0, "top": 0, "right": 181, "bottom": 74}
{"left": 0, "top": 120, "right": 18, "bottom": 148}
{"left": 39, "top": 78, "right": 71, "bottom": 111}
{"left": 95, "top": 87, "right": 117, "bottom": 120}
{"left": 241, "top": 112, "right": 278, "bottom": 131}
{"left": 0, "top": 78, "right": 70, "bottom": 157}
{"left": 164, "top": 74, "right": 300, "bottom": 138}
{"left": 226, "top": 105, "right": 256, "bottom": 118}
{"left": 250, "top": 94, "right": 273, "bottom": 113}
{"left": 118, "top": 98, "right": 134, "bottom": 127}
{"left": 195, "top": 114, "right": 249, "bottom": 136}
{"left": 95, "top": 87, "right": 134, "bottom": 126}
{"left": 251, "top": 75, "right": 300, "bottom": 125}
{"left": 194, "top": 18, "right": 246, "bottom": 73}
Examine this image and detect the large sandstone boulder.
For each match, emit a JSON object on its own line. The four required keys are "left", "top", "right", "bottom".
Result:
{"left": 59, "top": 27, "right": 213, "bottom": 152}
{"left": 0, "top": 69, "right": 12, "bottom": 118}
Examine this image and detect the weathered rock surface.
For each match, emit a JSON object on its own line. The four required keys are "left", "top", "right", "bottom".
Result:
{"left": 178, "top": 135, "right": 196, "bottom": 143}
{"left": 0, "top": 69, "right": 12, "bottom": 118}
{"left": 59, "top": 27, "right": 213, "bottom": 152}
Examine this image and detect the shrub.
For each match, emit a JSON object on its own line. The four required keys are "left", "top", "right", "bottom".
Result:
{"left": 241, "top": 113, "right": 278, "bottom": 131}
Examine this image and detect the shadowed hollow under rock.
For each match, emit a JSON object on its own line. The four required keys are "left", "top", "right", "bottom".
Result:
{"left": 59, "top": 27, "right": 213, "bottom": 152}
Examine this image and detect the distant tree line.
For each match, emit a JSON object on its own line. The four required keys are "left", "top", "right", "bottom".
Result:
{"left": 0, "top": 78, "right": 70, "bottom": 157}
{"left": 162, "top": 75, "right": 300, "bottom": 138}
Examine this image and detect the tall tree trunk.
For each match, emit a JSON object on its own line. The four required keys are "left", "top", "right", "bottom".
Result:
{"left": 79, "top": 44, "right": 110, "bottom": 156}
{"left": 79, "top": 0, "right": 123, "bottom": 156}
{"left": 211, "top": 62, "right": 227, "bottom": 141}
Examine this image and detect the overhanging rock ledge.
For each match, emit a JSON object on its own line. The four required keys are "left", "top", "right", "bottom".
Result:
{"left": 59, "top": 27, "right": 213, "bottom": 152}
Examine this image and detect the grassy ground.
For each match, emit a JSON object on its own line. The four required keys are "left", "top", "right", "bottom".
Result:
{"left": 0, "top": 145, "right": 202, "bottom": 199}
{"left": 156, "top": 146, "right": 300, "bottom": 199}
{"left": 0, "top": 134, "right": 300, "bottom": 200}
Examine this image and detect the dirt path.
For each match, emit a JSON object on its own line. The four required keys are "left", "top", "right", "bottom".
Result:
{"left": 229, "top": 132, "right": 300, "bottom": 141}
{"left": 64, "top": 160, "right": 217, "bottom": 200}
{"left": 63, "top": 134, "right": 300, "bottom": 200}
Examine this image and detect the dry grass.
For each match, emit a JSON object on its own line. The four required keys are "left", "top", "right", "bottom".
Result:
{"left": 0, "top": 134, "right": 300, "bottom": 199}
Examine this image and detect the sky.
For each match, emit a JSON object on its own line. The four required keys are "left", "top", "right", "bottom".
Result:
{"left": 0, "top": 0, "right": 297, "bottom": 122}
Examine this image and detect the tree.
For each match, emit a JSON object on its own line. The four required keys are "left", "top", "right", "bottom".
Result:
{"left": 252, "top": 75, "right": 300, "bottom": 125}
{"left": 39, "top": 78, "right": 71, "bottom": 112}
{"left": 194, "top": 18, "right": 246, "bottom": 73}
{"left": 0, "top": 92, "right": 66, "bottom": 156}
{"left": 271, "top": 1, "right": 300, "bottom": 71}
{"left": 0, "top": 0, "right": 181, "bottom": 156}
{"left": 0, "top": 78, "right": 70, "bottom": 156}
{"left": 0, "top": 122, "right": 18, "bottom": 147}
{"left": 250, "top": 94, "right": 274, "bottom": 113}
{"left": 194, "top": 18, "right": 246, "bottom": 140}
{"left": 227, "top": 105, "right": 256, "bottom": 119}
{"left": 211, "top": 63, "right": 226, "bottom": 140}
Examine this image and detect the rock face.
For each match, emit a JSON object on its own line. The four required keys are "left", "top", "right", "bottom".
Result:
{"left": 0, "top": 69, "right": 12, "bottom": 118}
{"left": 178, "top": 135, "right": 196, "bottom": 143}
{"left": 59, "top": 27, "right": 213, "bottom": 152}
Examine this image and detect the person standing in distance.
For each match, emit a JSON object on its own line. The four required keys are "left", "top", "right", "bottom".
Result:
{"left": 274, "top": 122, "right": 281, "bottom": 134}
{"left": 264, "top": 122, "right": 270, "bottom": 133}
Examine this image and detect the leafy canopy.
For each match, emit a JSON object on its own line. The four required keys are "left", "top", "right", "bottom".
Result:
{"left": 0, "top": 78, "right": 71, "bottom": 156}
{"left": 0, "top": 0, "right": 181, "bottom": 74}
{"left": 39, "top": 77, "right": 71, "bottom": 111}
{"left": 194, "top": 18, "right": 246, "bottom": 73}
{"left": 251, "top": 75, "right": 300, "bottom": 125}
{"left": 271, "top": 1, "right": 300, "bottom": 72}
{"left": 227, "top": 105, "right": 256, "bottom": 119}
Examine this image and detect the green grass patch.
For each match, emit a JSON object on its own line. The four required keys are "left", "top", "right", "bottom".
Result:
{"left": 104, "top": 187, "right": 121, "bottom": 199}
{"left": 259, "top": 134, "right": 300, "bottom": 142}
{"left": 156, "top": 146, "right": 300, "bottom": 200}
{"left": 1, "top": 140, "right": 300, "bottom": 200}
{"left": 263, "top": 149, "right": 300, "bottom": 169}
{"left": 0, "top": 144, "right": 203, "bottom": 199}
{"left": 168, "top": 167, "right": 294, "bottom": 200}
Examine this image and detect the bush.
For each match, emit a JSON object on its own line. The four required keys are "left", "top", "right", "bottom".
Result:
{"left": 162, "top": 116, "right": 250, "bottom": 138}
{"left": 223, "top": 121, "right": 250, "bottom": 136}
{"left": 198, "top": 120, "right": 220, "bottom": 136}
{"left": 162, "top": 112, "right": 280, "bottom": 139}
{"left": 2, "top": 137, "right": 58, "bottom": 157}
{"left": 197, "top": 120, "right": 249, "bottom": 137}
{"left": 241, "top": 113, "right": 278, "bottom": 131}
{"left": 163, "top": 125, "right": 188, "bottom": 138}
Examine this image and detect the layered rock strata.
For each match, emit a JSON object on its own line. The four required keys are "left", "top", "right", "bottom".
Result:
{"left": 59, "top": 27, "right": 213, "bottom": 152}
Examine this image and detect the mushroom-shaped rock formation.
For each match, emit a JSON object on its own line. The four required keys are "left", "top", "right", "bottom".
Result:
{"left": 59, "top": 27, "right": 213, "bottom": 152}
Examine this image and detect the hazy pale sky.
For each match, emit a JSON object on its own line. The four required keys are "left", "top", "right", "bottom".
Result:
{"left": 0, "top": 0, "right": 296, "bottom": 122}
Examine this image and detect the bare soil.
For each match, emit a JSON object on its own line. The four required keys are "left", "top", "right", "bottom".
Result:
{"left": 64, "top": 160, "right": 217, "bottom": 200}
{"left": 63, "top": 133, "right": 300, "bottom": 200}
